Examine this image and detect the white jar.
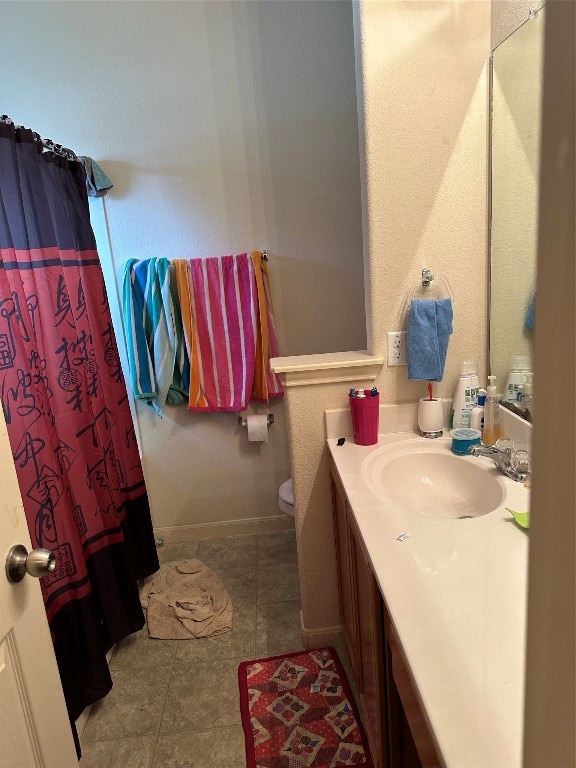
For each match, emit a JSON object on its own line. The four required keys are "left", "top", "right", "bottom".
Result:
{"left": 505, "top": 355, "right": 532, "bottom": 403}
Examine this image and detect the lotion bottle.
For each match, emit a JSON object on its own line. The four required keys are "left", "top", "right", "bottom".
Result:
{"left": 482, "top": 375, "right": 501, "bottom": 446}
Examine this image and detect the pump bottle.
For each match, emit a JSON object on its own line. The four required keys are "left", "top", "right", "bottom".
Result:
{"left": 482, "top": 375, "right": 501, "bottom": 446}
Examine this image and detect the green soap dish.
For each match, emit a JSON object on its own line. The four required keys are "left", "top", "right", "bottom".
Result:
{"left": 506, "top": 508, "right": 530, "bottom": 530}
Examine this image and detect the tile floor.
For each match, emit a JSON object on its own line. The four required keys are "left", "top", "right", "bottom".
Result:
{"left": 78, "top": 531, "right": 307, "bottom": 767}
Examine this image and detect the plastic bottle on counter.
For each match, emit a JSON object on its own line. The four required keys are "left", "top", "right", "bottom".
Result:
{"left": 482, "top": 375, "right": 502, "bottom": 445}
{"left": 470, "top": 389, "right": 487, "bottom": 435}
{"left": 451, "top": 361, "right": 480, "bottom": 429}
{"left": 505, "top": 355, "right": 532, "bottom": 403}
{"left": 517, "top": 381, "right": 533, "bottom": 420}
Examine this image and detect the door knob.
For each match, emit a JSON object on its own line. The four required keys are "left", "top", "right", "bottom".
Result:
{"left": 5, "top": 544, "right": 56, "bottom": 583}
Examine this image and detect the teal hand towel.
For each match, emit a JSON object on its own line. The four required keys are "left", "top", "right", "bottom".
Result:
{"left": 407, "top": 298, "right": 453, "bottom": 381}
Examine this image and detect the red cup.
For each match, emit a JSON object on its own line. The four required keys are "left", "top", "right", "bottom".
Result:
{"left": 349, "top": 394, "right": 379, "bottom": 445}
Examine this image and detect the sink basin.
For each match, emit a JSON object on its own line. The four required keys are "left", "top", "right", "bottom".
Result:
{"left": 361, "top": 439, "right": 505, "bottom": 519}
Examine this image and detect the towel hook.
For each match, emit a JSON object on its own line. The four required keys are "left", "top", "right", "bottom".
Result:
{"left": 420, "top": 267, "right": 452, "bottom": 297}
{"left": 399, "top": 268, "right": 454, "bottom": 327}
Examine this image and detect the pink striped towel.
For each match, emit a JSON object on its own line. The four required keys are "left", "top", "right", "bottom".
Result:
{"left": 187, "top": 254, "right": 257, "bottom": 411}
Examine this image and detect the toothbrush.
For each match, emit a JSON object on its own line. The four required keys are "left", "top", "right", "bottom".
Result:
{"left": 428, "top": 382, "right": 433, "bottom": 401}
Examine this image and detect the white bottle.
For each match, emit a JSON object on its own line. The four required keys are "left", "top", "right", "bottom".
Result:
{"left": 470, "top": 389, "right": 487, "bottom": 434}
{"left": 452, "top": 361, "right": 480, "bottom": 429}
{"left": 505, "top": 355, "right": 532, "bottom": 403}
{"left": 518, "top": 381, "right": 533, "bottom": 418}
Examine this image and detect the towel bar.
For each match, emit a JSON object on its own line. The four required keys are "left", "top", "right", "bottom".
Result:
{"left": 237, "top": 414, "right": 275, "bottom": 428}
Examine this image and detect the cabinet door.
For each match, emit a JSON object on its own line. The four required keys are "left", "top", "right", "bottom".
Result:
{"left": 354, "top": 531, "right": 388, "bottom": 768}
{"left": 385, "top": 615, "right": 443, "bottom": 768}
{"left": 330, "top": 471, "right": 361, "bottom": 683}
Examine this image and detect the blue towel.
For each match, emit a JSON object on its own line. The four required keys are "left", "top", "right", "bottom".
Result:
{"left": 524, "top": 294, "right": 536, "bottom": 329}
{"left": 407, "top": 298, "right": 453, "bottom": 381}
{"left": 79, "top": 156, "right": 113, "bottom": 197}
{"left": 122, "top": 258, "right": 189, "bottom": 415}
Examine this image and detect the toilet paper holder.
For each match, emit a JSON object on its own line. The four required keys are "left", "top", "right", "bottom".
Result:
{"left": 237, "top": 414, "right": 275, "bottom": 428}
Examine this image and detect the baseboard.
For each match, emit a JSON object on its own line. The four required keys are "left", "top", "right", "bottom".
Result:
{"left": 154, "top": 514, "right": 295, "bottom": 543}
{"left": 300, "top": 614, "right": 344, "bottom": 649}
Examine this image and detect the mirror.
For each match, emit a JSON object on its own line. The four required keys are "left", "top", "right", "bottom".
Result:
{"left": 489, "top": 6, "right": 545, "bottom": 421}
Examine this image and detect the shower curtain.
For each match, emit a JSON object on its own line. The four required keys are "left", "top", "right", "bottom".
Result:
{"left": 0, "top": 120, "right": 159, "bottom": 751}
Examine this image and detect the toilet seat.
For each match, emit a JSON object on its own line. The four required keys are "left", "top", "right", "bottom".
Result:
{"left": 278, "top": 479, "right": 294, "bottom": 517}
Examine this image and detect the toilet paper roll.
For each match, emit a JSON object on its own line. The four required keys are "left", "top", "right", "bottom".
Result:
{"left": 247, "top": 414, "right": 269, "bottom": 443}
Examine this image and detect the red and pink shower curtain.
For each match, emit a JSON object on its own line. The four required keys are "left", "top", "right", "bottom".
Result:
{"left": 0, "top": 119, "right": 159, "bottom": 750}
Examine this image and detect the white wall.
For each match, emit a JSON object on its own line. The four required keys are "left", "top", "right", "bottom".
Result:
{"left": 492, "top": 0, "right": 539, "bottom": 49}
{"left": 490, "top": 8, "right": 543, "bottom": 395}
{"left": 360, "top": 0, "right": 490, "bottom": 398}
{"left": 0, "top": 1, "right": 365, "bottom": 537}
{"left": 280, "top": 0, "right": 491, "bottom": 639}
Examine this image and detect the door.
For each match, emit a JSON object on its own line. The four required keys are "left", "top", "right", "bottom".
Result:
{"left": 0, "top": 411, "right": 78, "bottom": 767}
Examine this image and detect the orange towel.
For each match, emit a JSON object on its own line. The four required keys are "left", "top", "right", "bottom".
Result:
{"left": 250, "top": 251, "right": 283, "bottom": 402}
{"left": 173, "top": 259, "right": 207, "bottom": 409}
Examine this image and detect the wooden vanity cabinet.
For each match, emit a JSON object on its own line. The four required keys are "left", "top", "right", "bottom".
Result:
{"left": 385, "top": 617, "right": 442, "bottom": 768}
{"left": 330, "top": 461, "right": 443, "bottom": 768}
{"left": 330, "top": 467, "right": 361, "bottom": 681}
{"left": 354, "top": 523, "right": 388, "bottom": 767}
{"left": 330, "top": 462, "right": 388, "bottom": 766}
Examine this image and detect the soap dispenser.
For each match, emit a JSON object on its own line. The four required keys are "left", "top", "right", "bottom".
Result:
{"left": 482, "top": 375, "right": 501, "bottom": 446}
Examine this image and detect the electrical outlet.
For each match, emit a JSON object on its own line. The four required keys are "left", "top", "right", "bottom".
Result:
{"left": 387, "top": 331, "right": 407, "bottom": 366}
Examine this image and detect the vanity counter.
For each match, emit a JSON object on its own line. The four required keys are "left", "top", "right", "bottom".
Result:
{"left": 328, "top": 432, "right": 528, "bottom": 768}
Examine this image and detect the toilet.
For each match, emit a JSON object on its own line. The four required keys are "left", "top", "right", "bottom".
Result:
{"left": 278, "top": 478, "right": 295, "bottom": 518}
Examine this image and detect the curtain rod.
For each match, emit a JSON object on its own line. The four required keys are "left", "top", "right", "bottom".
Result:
{"left": 1, "top": 115, "right": 78, "bottom": 160}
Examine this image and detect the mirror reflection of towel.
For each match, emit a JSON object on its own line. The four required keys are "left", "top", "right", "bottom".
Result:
{"left": 525, "top": 294, "right": 536, "bottom": 329}
{"left": 407, "top": 298, "right": 453, "bottom": 381}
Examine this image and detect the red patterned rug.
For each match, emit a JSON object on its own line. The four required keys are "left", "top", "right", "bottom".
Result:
{"left": 238, "top": 647, "right": 373, "bottom": 767}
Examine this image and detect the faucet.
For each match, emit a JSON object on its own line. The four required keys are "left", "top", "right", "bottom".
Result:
{"left": 468, "top": 439, "right": 530, "bottom": 482}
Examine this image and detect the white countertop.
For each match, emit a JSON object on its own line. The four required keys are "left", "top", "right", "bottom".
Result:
{"left": 328, "top": 431, "right": 529, "bottom": 768}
